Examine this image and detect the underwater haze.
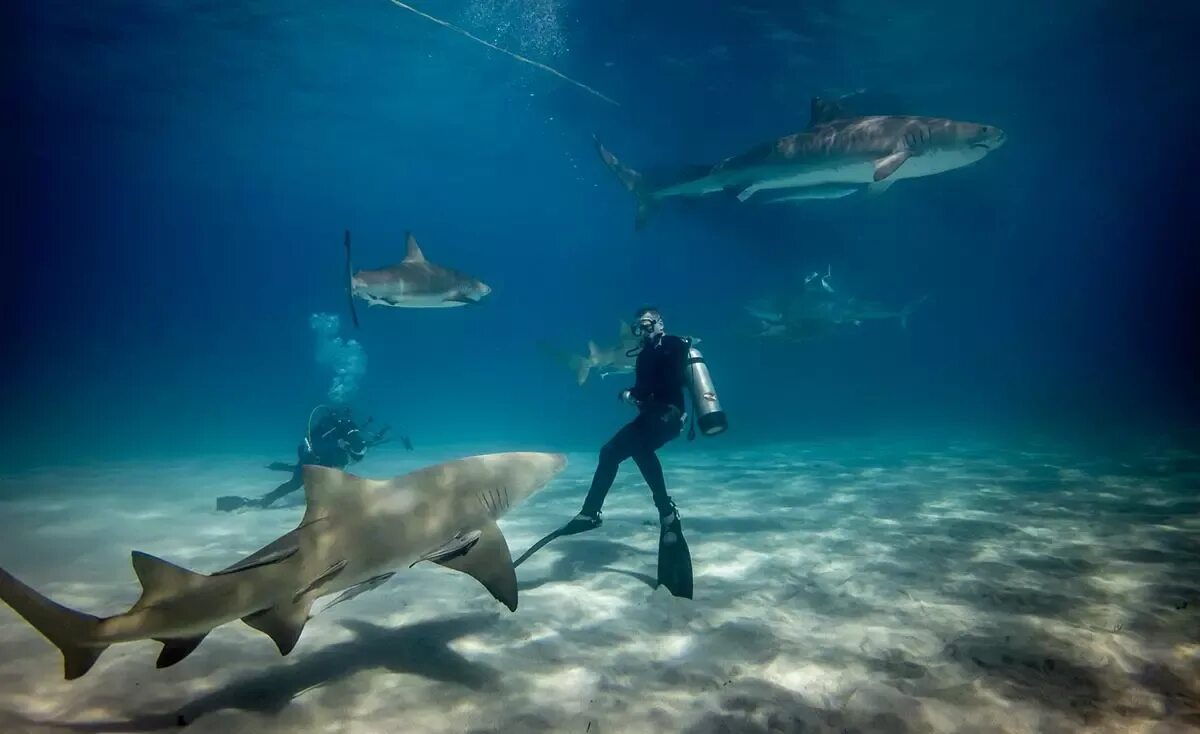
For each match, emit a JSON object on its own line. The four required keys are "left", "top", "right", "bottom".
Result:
{"left": 1, "top": 1, "right": 1198, "bottom": 733}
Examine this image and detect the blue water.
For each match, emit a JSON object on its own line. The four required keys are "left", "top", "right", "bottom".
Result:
{"left": 2, "top": 1, "right": 1196, "bottom": 466}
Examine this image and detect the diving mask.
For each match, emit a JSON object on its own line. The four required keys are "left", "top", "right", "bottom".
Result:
{"left": 633, "top": 311, "right": 664, "bottom": 339}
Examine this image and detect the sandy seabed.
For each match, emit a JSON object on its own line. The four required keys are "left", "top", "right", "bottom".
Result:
{"left": 0, "top": 439, "right": 1197, "bottom": 733}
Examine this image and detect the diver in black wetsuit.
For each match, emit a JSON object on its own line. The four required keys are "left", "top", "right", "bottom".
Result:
{"left": 567, "top": 306, "right": 689, "bottom": 533}
{"left": 215, "top": 406, "right": 397, "bottom": 512}
{"left": 513, "top": 306, "right": 715, "bottom": 598}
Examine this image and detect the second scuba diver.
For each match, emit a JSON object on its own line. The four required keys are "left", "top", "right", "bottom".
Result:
{"left": 216, "top": 405, "right": 402, "bottom": 512}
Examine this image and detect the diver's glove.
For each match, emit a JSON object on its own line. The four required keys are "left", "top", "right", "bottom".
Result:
{"left": 619, "top": 389, "right": 640, "bottom": 407}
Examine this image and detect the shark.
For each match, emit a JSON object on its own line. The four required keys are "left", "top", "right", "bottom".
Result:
{"left": 594, "top": 96, "right": 1007, "bottom": 228}
{"left": 541, "top": 321, "right": 704, "bottom": 385}
{"left": 748, "top": 269, "right": 930, "bottom": 340}
{"left": 344, "top": 230, "right": 492, "bottom": 326}
{"left": 567, "top": 321, "right": 641, "bottom": 385}
{"left": 0, "top": 451, "right": 566, "bottom": 680}
{"left": 537, "top": 321, "right": 639, "bottom": 385}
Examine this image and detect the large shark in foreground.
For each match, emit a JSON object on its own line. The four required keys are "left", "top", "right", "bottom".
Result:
{"left": 344, "top": 230, "right": 492, "bottom": 326}
{"left": 595, "top": 97, "right": 1007, "bottom": 228}
{"left": 0, "top": 452, "right": 566, "bottom": 680}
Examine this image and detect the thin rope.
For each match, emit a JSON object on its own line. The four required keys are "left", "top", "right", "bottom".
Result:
{"left": 383, "top": 0, "right": 620, "bottom": 107}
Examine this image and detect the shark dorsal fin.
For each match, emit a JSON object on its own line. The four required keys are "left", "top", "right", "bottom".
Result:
{"left": 403, "top": 232, "right": 426, "bottom": 263}
{"left": 431, "top": 518, "right": 518, "bottom": 611}
{"left": 300, "top": 464, "right": 356, "bottom": 524}
{"left": 809, "top": 97, "right": 847, "bottom": 127}
{"left": 131, "top": 551, "right": 204, "bottom": 609}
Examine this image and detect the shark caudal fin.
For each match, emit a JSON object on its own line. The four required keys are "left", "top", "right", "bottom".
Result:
{"left": 570, "top": 345, "right": 595, "bottom": 386}
{"left": 344, "top": 230, "right": 360, "bottom": 329}
{"left": 0, "top": 566, "right": 106, "bottom": 679}
{"left": 593, "top": 135, "right": 657, "bottom": 230}
{"left": 899, "top": 295, "right": 931, "bottom": 329}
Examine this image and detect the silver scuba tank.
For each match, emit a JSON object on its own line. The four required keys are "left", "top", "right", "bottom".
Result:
{"left": 685, "top": 343, "right": 727, "bottom": 436}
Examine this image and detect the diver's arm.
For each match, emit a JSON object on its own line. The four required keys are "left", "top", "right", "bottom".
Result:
{"left": 626, "top": 348, "right": 651, "bottom": 402}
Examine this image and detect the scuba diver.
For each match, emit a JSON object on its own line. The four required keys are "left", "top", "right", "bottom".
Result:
{"left": 514, "top": 306, "right": 727, "bottom": 598}
{"left": 216, "top": 405, "right": 399, "bottom": 512}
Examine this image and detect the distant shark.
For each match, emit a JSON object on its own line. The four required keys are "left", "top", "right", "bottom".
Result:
{"left": 345, "top": 230, "right": 492, "bottom": 326}
{"left": 748, "top": 269, "right": 930, "bottom": 340}
{"left": 595, "top": 96, "right": 1007, "bottom": 228}
{"left": 541, "top": 321, "right": 703, "bottom": 385}
{"left": 0, "top": 452, "right": 566, "bottom": 679}
{"left": 537, "top": 322, "right": 638, "bottom": 385}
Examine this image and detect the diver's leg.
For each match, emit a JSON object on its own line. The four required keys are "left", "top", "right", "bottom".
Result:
{"left": 256, "top": 467, "right": 304, "bottom": 508}
{"left": 579, "top": 420, "right": 642, "bottom": 519}
{"left": 630, "top": 450, "right": 676, "bottom": 517}
{"left": 631, "top": 409, "right": 684, "bottom": 517}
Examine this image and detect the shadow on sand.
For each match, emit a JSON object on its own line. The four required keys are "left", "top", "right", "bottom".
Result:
{"left": 517, "top": 537, "right": 658, "bottom": 591}
{"left": 13, "top": 614, "right": 501, "bottom": 732}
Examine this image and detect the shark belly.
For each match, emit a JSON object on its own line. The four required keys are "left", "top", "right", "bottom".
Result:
{"left": 362, "top": 292, "right": 469, "bottom": 308}
{"left": 889, "top": 148, "right": 986, "bottom": 180}
{"left": 736, "top": 161, "right": 877, "bottom": 200}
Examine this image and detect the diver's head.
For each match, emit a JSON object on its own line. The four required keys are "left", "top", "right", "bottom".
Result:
{"left": 632, "top": 306, "right": 665, "bottom": 344}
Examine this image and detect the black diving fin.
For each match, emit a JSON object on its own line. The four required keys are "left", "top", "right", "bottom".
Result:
{"left": 513, "top": 514, "right": 601, "bottom": 568}
{"left": 657, "top": 512, "right": 693, "bottom": 599}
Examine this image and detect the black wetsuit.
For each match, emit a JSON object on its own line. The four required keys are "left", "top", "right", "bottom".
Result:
{"left": 581, "top": 334, "right": 690, "bottom": 518}
{"left": 257, "top": 418, "right": 364, "bottom": 508}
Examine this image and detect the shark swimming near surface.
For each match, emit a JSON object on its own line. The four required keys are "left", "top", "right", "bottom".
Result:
{"left": 0, "top": 452, "right": 566, "bottom": 680}
{"left": 344, "top": 230, "right": 492, "bottom": 326}
{"left": 595, "top": 96, "right": 1007, "bottom": 228}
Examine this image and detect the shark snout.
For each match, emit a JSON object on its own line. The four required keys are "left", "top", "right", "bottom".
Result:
{"left": 972, "top": 125, "right": 1007, "bottom": 151}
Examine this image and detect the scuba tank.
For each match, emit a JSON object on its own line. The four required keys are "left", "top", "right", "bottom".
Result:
{"left": 685, "top": 342, "right": 727, "bottom": 437}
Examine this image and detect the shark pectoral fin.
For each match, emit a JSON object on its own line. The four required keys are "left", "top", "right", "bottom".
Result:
{"left": 734, "top": 185, "right": 759, "bottom": 203}
{"left": 154, "top": 633, "right": 209, "bottom": 669}
{"left": 130, "top": 551, "right": 205, "bottom": 609}
{"left": 242, "top": 597, "right": 314, "bottom": 655}
{"left": 292, "top": 560, "right": 348, "bottom": 603}
{"left": 431, "top": 519, "right": 518, "bottom": 611}
{"left": 410, "top": 530, "right": 483, "bottom": 568}
{"left": 873, "top": 151, "right": 910, "bottom": 181}
{"left": 867, "top": 178, "right": 896, "bottom": 196}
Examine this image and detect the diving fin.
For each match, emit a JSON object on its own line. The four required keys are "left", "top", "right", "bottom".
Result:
{"left": 512, "top": 514, "right": 602, "bottom": 568}
{"left": 657, "top": 512, "right": 693, "bottom": 599}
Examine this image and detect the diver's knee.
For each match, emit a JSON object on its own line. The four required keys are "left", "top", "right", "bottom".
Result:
{"left": 598, "top": 442, "right": 623, "bottom": 465}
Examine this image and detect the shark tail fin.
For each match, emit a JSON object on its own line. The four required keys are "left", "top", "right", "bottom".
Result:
{"left": 0, "top": 566, "right": 107, "bottom": 680}
{"left": 344, "top": 230, "right": 360, "bottom": 329}
{"left": 566, "top": 343, "right": 595, "bottom": 386}
{"left": 899, "top": 295, "right": 931, "bottom": 329}
{"left": 594, "top": 135, "right": 656, "bottom": 230}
